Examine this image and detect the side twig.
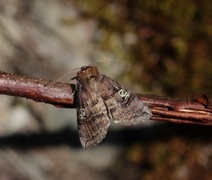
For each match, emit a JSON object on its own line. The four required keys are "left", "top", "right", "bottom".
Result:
{"left": 0, "top": 71, "right": 212, "bottom": 125}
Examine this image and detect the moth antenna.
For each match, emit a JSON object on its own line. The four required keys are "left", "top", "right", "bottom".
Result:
{"left": 56, "top": 67, "right": 80, "bottom": 82}
{"left": 89, "top": 59, "right": 118, "bottom": 66}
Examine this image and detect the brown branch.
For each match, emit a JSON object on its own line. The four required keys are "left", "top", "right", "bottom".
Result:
{"left": 0, "top": 71, "right": 75, "bottom": 108}
{"left": 0, "top": 71, "right": 212, "bottom": 125}
{"left": 138, "top": 94, "right": 212, "bottom": 125}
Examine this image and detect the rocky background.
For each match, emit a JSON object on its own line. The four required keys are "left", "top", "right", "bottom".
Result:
{"left": 0, "top": 0, "right": 212, "bottom": 179}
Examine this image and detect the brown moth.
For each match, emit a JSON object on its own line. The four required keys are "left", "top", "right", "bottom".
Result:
{"left": 74, "top": 66, "right": 152, "bottom": 148}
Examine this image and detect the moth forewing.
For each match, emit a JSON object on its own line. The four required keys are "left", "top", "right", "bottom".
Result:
{"left": 97, "top": 74, "right": 152, "bottom": 125}
{"left": 76, "top": 72, "right": 110, "bottom": 149}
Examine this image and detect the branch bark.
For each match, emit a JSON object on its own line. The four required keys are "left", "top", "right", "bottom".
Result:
{"left": 138, "top": 94, "right": 212, "bottom": 125}
{"left": 0, "top": 71, "right": 212, "bottom": 125}
{"left": 0, "top": 71, "right": 75, "bottom": 108}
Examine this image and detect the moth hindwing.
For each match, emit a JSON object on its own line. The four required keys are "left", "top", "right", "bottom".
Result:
{"left": 75, "top": 66, "right": 152, "bottom": 148}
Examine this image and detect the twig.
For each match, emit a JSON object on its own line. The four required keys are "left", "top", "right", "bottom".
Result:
{"left": 0, "top": 71, "right": 212, "bottom": 125}
{"left": 139, "top": 94, "right": 212, "bottom": 125}
{"left": 0, "top": 71, "right": 75, "bottom": 108}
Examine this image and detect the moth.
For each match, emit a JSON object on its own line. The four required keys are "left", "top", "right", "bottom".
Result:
{"left": 73, "top": 66, "right": 152, "bottom": 148}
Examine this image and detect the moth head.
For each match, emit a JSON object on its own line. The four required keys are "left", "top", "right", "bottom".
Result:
{"left": 76, "top": 66, "right": 100, "bottom": 83}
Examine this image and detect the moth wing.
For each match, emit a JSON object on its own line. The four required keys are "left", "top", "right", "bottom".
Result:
{"left": 110, "top": 93, "right": 152, "bottom": 125}
{"left": 76, "top": 83, "right": 110, "bottom": 149}
{"left": 99, "top": 75, "right": 152, "bottom": 126}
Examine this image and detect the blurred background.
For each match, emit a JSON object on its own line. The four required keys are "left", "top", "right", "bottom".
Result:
{"left": 0, "top": 0, "right": 212, "bottom": 179}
